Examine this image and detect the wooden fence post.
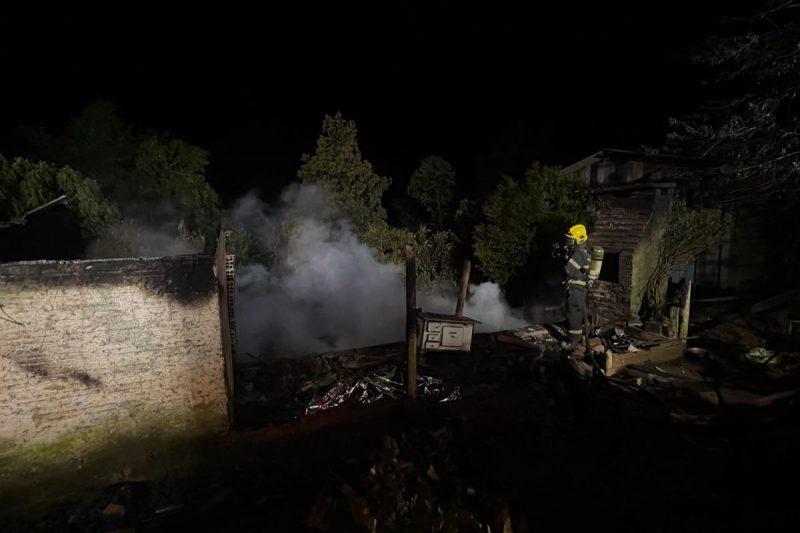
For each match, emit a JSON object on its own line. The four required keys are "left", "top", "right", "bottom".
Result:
{"left": 405, "top": 245, "right": 417, "bottom": 399}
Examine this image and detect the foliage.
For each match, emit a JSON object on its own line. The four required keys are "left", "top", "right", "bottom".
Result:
{"left": 362, "top": 221, "right": 455, "bottom": 286}
{"left": 665, "top": 1, "right": 800, "bottom": 201}
{"left": 539, "top": 165, "right": 594, "bottom": 221}
{"left": 134, "top": 135, "right": 219, "bottom": 235}
{"left": 641, "top": 197, "right": 726, "bottom": 318}
{"left": 473, "top": 164, "right": 592, "bottom": 284}
{"left": 222, "top": 211, "right": 298, "bottom": 270}
{"left": 222, "top": 227, "right": 274, "bottom": 267}
{"left": 408, "top": 155, "right": 456, "bottom": 230}
{"left": 298, "top": 112, "right": 390, "bottom": 232}
{"left": 454, "top": 198, "right": 474, "bottom": 221}
{"left": 297, "top": 113, "right": 456, "bottom": 284}
{"left": 0, "top": 154, "right": 117, "bottom": 236}
{"left": 362, "top": 221, "right": 415, "bottom": 265}
{"left": 473, "top": 176, "right": 540, "bottom": 285}
{"left": 412, "top": 227, "right": 456, "bottom": 287}
{"left": 22, "top": 100, "right": 220, "bottom": 246}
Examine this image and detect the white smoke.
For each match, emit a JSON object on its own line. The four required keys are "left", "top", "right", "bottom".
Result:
{"left": 126, "top": 222, "right": 198, "bottom": 257}
{"left": 87, "top": 218, "right": 200, "bottom": 258}
{"left": 458, "top": 283, "right": 528, "bottom": 331}
{"left": 234, "top": 185, "right": 527, "bottom": 358}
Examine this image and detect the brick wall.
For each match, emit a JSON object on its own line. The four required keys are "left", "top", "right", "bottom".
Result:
{"left": 0, "top": 256, "right": 230, "bottom": 451}
{"left": 590, "top": 279, "right": 630, "bottom": 327}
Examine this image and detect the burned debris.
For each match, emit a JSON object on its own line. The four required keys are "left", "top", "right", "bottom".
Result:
{"left": 303, "top": 358, "right": 462, "bottom": 416}
{"left": 4, "top": 4, "right": 800, "bottom": 529}
{"left": 1, "top": 218, "right": 797, "bottom": 533}
{"left": 7, "top": 307, "right": 798, "bottom": 531}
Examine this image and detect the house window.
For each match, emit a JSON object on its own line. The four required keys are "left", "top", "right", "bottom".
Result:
{"left": 599, "top": 252, "right": 620, "bottom": 283}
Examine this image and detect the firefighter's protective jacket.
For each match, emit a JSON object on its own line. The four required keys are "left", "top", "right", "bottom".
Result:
{"left": 564, "top": 242, "right": 591, "bottom": 287}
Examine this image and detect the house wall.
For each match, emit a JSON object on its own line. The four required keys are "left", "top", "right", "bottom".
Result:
{"left": 566, "top": 151, "right": 777, "bottom": 316}
{"left": 591, "top": 276, "right": 631, "bottom": 327}
{"left": 0, "top": 255, "right": 231, "bottom": 506}
{"left": 588, "top": 201, "right": 637, "bottom": 326}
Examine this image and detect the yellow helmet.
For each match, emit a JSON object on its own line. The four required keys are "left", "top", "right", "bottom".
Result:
{"left": 566, "top": 224, "right": 588, "bottom": 244}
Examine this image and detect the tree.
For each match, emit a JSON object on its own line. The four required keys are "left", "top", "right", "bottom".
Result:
{"left": 20, "top": 100, "right": 221, "bottom": 252}
{"left": 408, "top": 155, "right": 456, "bottom": 230}
{"left": 0, "top": 154, "right": 117, "bottom": 237}
{"left": 298, "top": 112, "right": 391, "bottom": 232}
{"left": 640, "top": 198, "right": 726, "bottom": 319}
{"left": 294, "top": 113, "right": 458, "bottom": 284}
{"left": 473, "top": 164, "right": 591, "bottom": 284}
{"left": 665, "top": 1, "right": 800, "bottom": 201}
{"left": 134, "top": 135, "right": 219, "bottom": 235}
{"left": 473, "top": 176, "right": 541, "bottom": 285}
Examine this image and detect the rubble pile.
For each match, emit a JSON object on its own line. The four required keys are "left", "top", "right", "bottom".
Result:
{"left": 235, "top": 344, "right": 465, "bottom": 426}
{"left": 234, "top": 307, "right": 800, "bottom": 429}
{"left": 602, "top": 313, "right": 800, "bottom": 423}
{"left": 305, "top": 366, "right": 461, "bottom": 416}
{"left": 509, "top": 324, "right": 556, "bottom": 343}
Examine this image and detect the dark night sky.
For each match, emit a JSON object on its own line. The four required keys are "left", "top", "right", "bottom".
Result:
{"left": 0, "top": 2, "right": 752, "bottom": 204}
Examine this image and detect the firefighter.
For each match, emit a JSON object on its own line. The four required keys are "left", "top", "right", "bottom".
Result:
{"left": 562, "top": 224, "right": 591, "bottom": 349}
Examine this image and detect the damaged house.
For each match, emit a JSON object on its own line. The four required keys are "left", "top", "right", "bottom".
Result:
{"left": 562, "top": 149, "right": 770, "bottom": 332}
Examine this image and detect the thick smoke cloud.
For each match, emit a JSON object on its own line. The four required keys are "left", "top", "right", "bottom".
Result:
{"left": 234, "top": 185, "right": 528, "bottom": 359}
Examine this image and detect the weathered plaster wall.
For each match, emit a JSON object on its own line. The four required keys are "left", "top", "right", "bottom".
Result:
{"left": 0, "top": 256, "right": 230, "bottom": 507}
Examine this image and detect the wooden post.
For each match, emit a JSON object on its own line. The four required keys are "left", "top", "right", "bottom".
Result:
{"left": 455, "top": 259, "right": 471, "bottom": 317}
{"left": 669, "top": 305, "right": 680, "bottom": 338}
{"left": 405, "top": 245, "right": 417, "bottom": 399}
{"left": 679, "top": 279, "right": 692, "bottom": 339}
